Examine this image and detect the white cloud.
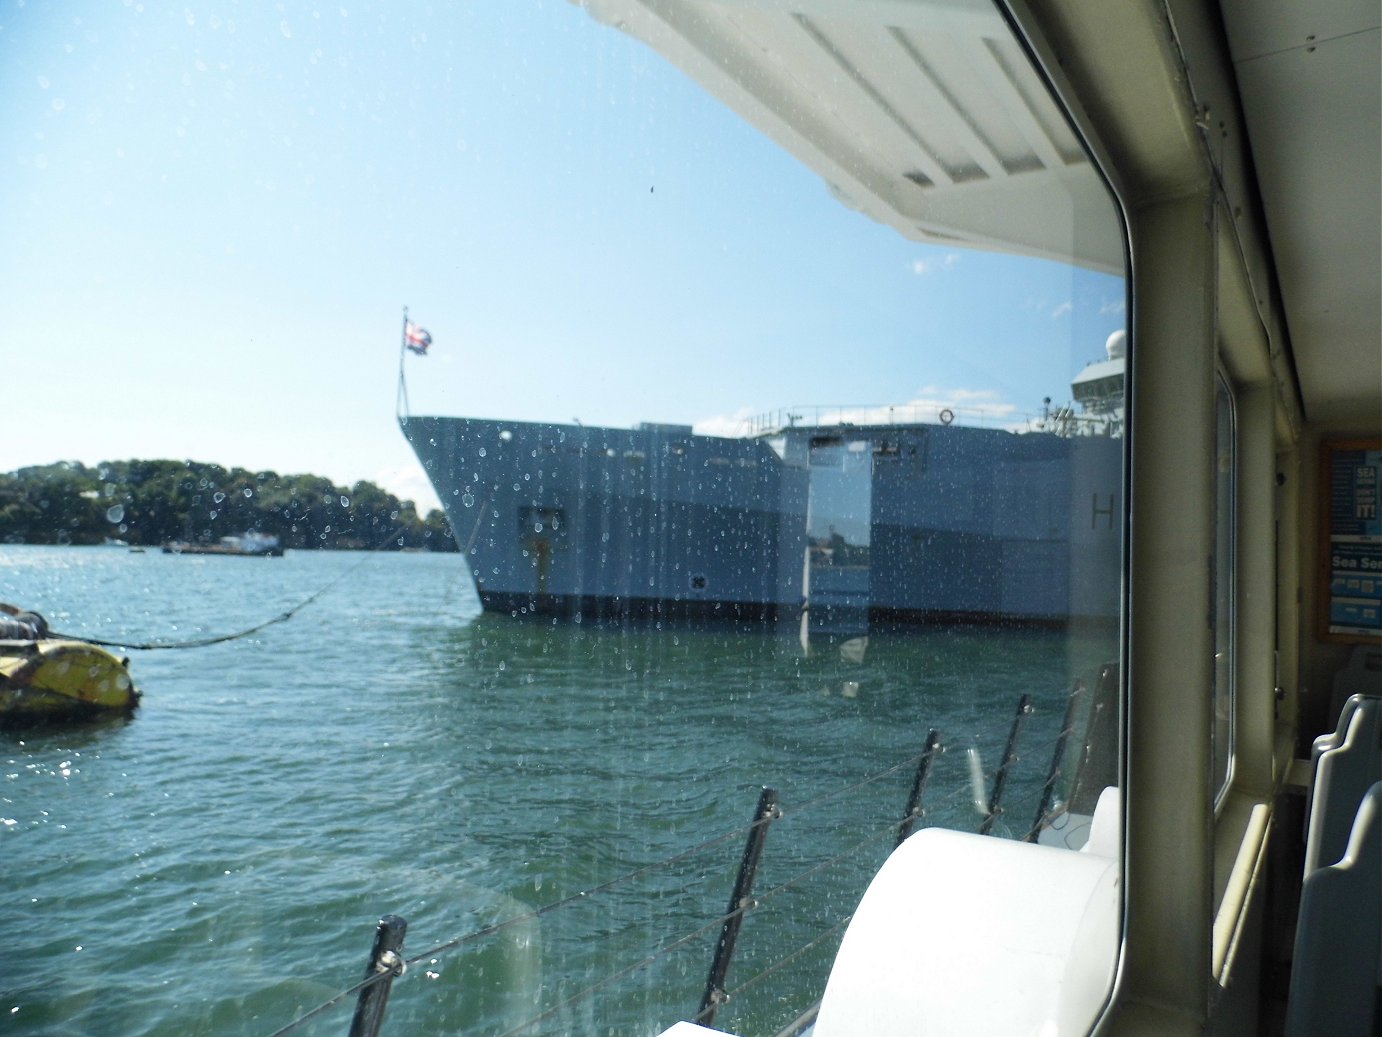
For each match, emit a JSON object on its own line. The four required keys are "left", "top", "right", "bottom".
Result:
{"left": 911, "top": 252, "right": 961, "bottom": 276}
{"left": 693, "top": 407, "right": 757, "bottom": 438}
{"left": 1099, "top": 299, "right": 1126, "bottom": 315}
{"left": 1050, "top": 301, "right": 1073, "bottom": 318}
{"left": 373, "top": 461, "right": 443, "bottom": 513}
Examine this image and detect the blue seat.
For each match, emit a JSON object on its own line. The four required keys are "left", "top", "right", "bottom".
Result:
{"left": 1305, "top": 695, "right": 1381, "bottom": 877}
{"left": 1286, "top": 781, "right": 1381, "bottom": 1037}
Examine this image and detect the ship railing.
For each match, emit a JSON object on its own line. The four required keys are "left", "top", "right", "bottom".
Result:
{"left": 264, "top": 678, "right": 1102, "bottom": 1037}
{"left": 743, "top": 403, "right": 1122, "bottom": 438}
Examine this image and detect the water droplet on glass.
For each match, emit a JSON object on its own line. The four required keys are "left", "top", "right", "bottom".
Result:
{"left": 461, "top": 493, "right": 474, "bottom": 507}
{"left": 478, "top": 447, "right": 487, "bottom": 457}
{"left": 340, "top": 496, "right": 350, "bottom": 508}
{"left": 213, "top": 491, "right": 226, "bottom": 504}
{"left": 243, "top": 487, "right": 253, "bottom": 498}
{"left": 105, "top": 505, "right": 125, "bottom": 523}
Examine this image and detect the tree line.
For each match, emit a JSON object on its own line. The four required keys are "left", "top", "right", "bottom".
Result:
{"left": 0, "top": 460, "right": 456, "bottom": 551}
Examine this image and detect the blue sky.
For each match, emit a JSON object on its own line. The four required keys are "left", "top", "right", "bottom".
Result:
{"left": 0, "top": 1, "right": 1124, "bottom": 513}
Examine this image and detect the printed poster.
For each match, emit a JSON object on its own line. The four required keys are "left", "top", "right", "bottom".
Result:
{"left": 1324, "top": 441, "right": 1382, "bottom": 642}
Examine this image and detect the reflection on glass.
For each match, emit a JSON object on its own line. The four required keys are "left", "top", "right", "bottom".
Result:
{"left": 3, "top": 0, "right": 1128, "bottom": 1034}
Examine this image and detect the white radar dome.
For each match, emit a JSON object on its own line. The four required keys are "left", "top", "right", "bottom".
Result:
{"left": 1105, "top": 330, "right": 1127, "bottom": 360}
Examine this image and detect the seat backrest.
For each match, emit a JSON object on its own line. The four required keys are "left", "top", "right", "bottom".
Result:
{"left": 1305, "top": 696, "right": 1382, "bottom": 877}
{"left": 1286, "top": 781, "right": 1381, "bottom": 1037}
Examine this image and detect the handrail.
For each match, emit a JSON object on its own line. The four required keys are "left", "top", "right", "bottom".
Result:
{"left": 742, "top": 402, "right": 1036, "bottom": 437}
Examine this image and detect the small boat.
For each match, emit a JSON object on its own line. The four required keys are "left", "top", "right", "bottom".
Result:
{"left": 162, "top": 532, "right": 283, "bottom": 557}
{"left": 0, "top": 608, "right": 140, "bottom": 726}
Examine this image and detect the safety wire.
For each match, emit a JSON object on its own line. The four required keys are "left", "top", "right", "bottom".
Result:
{"left": 494, "top": 809, "right": 918, "bottom": 1035}
{"left": 493, "top": 908, "right": 745, "bottom": 1037}
{"left": 492, "top": 754, "right": 947, "bottom": 1037}
{"left": 51, "top": 527, "right": 406, "bottom": 650}
{"left": 700, "top": 777, "right": 1005, "bottom": 1024}
{"left": 1022, "top": 709, "right": 1087, "bottom": 841}
{"left": 672, "top": 816, "right": 905, "bottom": 1030}
{"left": 266, "top": 723, "right": 1036, "bottom": 1037}
{"left": 263, "top": 972, "right": 381, "bottom": 1037}
{"left": 722, "top": 761, "right": 1032, "bottom": 1037}
{"left": 693, "top": 912, "right": 853, "bottom": 1024}
{"left": 265, "top": 808, "right": 773, "bottom": 1037}
{"left": 781, "top": 748, "right": 931, "bottom": 819}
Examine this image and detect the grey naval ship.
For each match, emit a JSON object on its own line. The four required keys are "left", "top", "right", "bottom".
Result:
{"left": 403, "top": 337, "right": 1125, "bottom": 632}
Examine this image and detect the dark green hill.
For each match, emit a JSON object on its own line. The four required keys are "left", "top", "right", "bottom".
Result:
{"left": 0, "top": 460, "right": 455, "bottom": 551}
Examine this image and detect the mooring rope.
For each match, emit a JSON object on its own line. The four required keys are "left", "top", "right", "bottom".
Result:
{"left": 48, "top": 528, "right": 404, "bottom": 651}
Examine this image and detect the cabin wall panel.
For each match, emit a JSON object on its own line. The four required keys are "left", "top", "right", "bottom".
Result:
{"left": 1121, "top": 192, "right": 1217, "bottom": 1029}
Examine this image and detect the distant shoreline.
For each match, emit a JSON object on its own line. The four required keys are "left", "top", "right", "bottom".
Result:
{"left": 1, "top": 459, "right": 457, "bottom": 552}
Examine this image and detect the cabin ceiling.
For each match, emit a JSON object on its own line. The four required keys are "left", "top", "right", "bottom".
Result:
{"left": 1219, "top": 0, "right": 1381, "bottom": 428}
{"left": 581, "top": 0, "right": 1380, "bottom": 429}
{"left": 580, "top": 0, "right": 1123, "bottom": 274}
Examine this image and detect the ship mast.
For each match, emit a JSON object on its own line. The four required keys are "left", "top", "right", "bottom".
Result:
{"left": 396, "top": 305, "right": 410, "bottom": 423}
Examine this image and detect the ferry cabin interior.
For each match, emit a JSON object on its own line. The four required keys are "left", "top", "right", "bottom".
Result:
{"left": 587, "top": 0, "right": 1380, "bottom": 1034}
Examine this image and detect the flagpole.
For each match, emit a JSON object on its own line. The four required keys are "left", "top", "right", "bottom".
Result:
{"left": 397, "top": 305, "right": 410, "bottom": 423}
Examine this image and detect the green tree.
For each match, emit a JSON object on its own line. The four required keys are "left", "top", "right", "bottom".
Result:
{"left": 0, "top": 459, "right": 453, "bottom": 551}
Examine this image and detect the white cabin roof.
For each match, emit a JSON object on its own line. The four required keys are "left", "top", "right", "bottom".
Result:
{"left": 580, "top": 0, "right": 1123, "bottom": 274}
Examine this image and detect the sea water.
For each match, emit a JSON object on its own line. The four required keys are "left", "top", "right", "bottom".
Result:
{"left": 1, "top": 546, "right": 1114, "bottom": 1036}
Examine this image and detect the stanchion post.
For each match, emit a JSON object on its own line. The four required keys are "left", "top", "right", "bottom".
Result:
{"left": 348, "top": 914, "right": 408, "bottom": 1037}
{"left": 897, "top": 729, "right": 942, "bottom": 846}
{"left": 1027, "top": 679, "right": 1087, "bottom": 841}
{"left": 698, "top": 786, "right": 779, "bottom": 1027}
{"left": 980, "top": 694, "right": 1033, "bottom": 836}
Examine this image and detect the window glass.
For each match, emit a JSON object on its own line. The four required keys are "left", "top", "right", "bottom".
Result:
{"left": 1213, "top": 375, "right": 1237, "bottom": 802}
{"left": 0, "top": 2, "right": 1126, "bottom": 1034}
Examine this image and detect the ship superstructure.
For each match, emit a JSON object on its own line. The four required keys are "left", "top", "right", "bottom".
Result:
{"left": 402, "top": 342, "right": 1123, "bottom": 630}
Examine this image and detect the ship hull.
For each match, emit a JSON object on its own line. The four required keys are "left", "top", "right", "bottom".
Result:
{"left": 403, "top": 415, "right": 1121, "bottom": 628}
